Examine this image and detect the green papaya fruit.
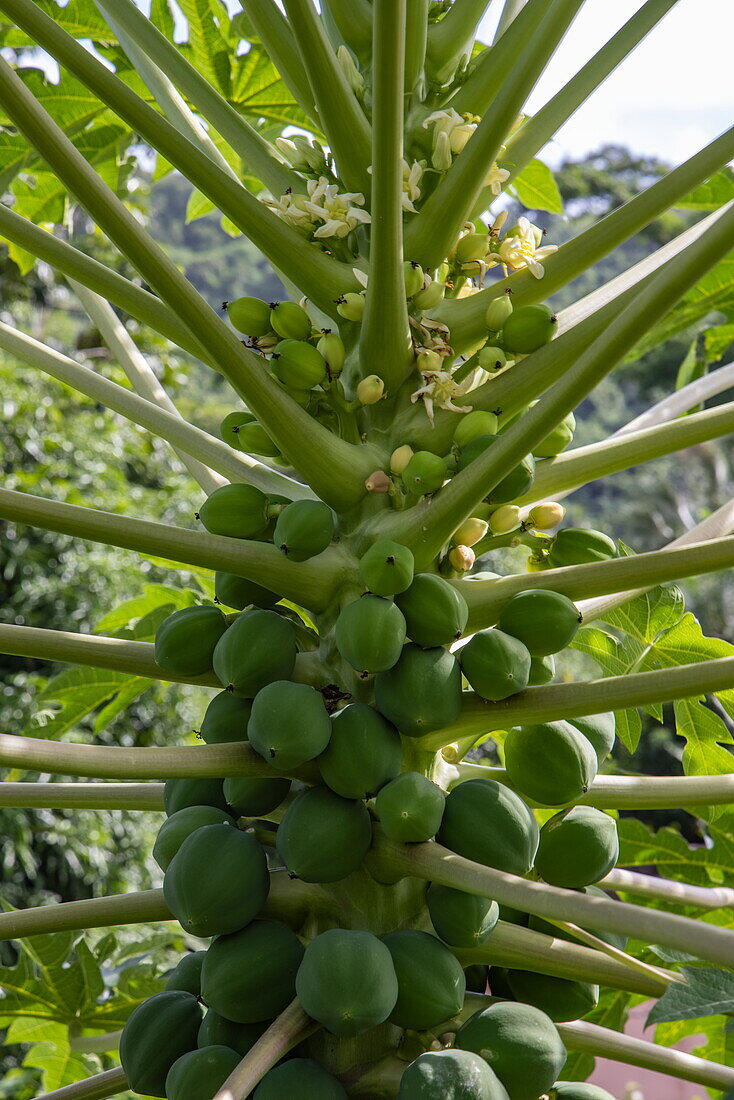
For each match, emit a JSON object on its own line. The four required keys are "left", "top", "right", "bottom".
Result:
{"left": 375, "top": 644, "right": 462, "bottom": 737}
{"left": 223, "top": 775, "right": 291, "bottom": 817}
{"left": 382, "top": 929, "right": 466, "bottom": 1030}
{"left": 496, "top": 589, "right": 582, "bottom": 656}
{"left": 402, "top": 450, "right": 446, "bottom": 494}
{"left": 395, "top": 574, "right": 469, "bottom": 647}
{"left": 273, "top": 499, "right": 335, "bottom": 560}
{"left": 478, "top": 345, "right": 508, "bottom": 372}
{"left": 456, "top": 1001, "right": 566, "bottom": 1100}
{"left": 485, "top": 291, "right": 514, "bottom": 332}
{"left": 319, "top": 703, "right": 401, "bottom": 799}
{"left": 501, "top": 303, "right": 557, "bottom": 354}
{"left": 119, "top": 991, "right": 202, "bottom": 1097}
{"left": 269, "top": 300, "right": 312, "bottom": 341}
{"left": 154, "top": 806, "right": 234, "bottom": 871}
{"left": 464, "top": 964, "right": 490, "bottom": 994}
{"left": 532, "top": 410, "right": 575, "bottom": 458}
{"left": 276, "top": 785, "right": 372, "bottom": 882}
{"left": 569, "top": 713, "right": 616, "bottom": 764}
{"left": 164, "top": 778, "right": 230, "bottom": 817}
{"left": 548, "top": 528, "right": 617, "bottom": 568}
{"left": 199, "top": 691, "right": 251, "bottom": 745}
{"left": 220, "top": 410, "right": 253, "bottom": 447}
{"left": 359, "top": 539, "right": 415, "bottom": 596}
{"left": 227, "top": 295, "right": 272, "bottom": 336}
{"left": 404, "top": 260, "right": 425, "bottom": 298}
{"left": 212, "top": 610, "right": 297, "bottom": 697}
{"left": 505, "top": 969, "right": 599, "bottom": 1022}
{"left": 155, "top": 606, "right": 228, "bottom": 677}
{"left": 504, "top": 721, "right": 598, "bottom": 806}
{"left": 234, "top": 421, "right": 281, "bottom": 459}
{"left": 248, "top": 681, "right": 331, "bottom": 769}
{"left": 197, "top": 484, "right": 270, "bottom": 539}
{"left": 214, "top": 571, "right": 279, "bottom": 611}
{"left": 163, "top": 824, "right": 269, "bottom": 937}
{"left": 438, "top": 779, "right": 538, "bottom": 876}
{"left": 528, "top": 654, "right": 555, "bottom": 685}
{"left": 459, "top": 629, "right": 531, "bottom": 701}
{"left": 375, "top": 771, "right": 446, "bottom": 842}
{"left": 197, "top": 1012, "right": 268, "bottom": 1057}
{"left": 201, "top": 920, "right": 305, "bottom": 1023}
{"left": 295, "top": 929, "right": 399, "bottom": 1037}
{"left": 550, "top": 1083, "right": 616, "bottom": 1100}
{"left": 398, "top": 1049, "right": 509, "bottom": 1099}
{"left": 164, "top": 951, "right": 207, "bottom": 996}
{"left": 453, "top": 410, "right": 500, "bottom": 449}
{"left": 427, "top": 884, "right": 499, "bottom": 948}
{"left": 254, "top": 1059, "right": 348, "bottom": 1099}
{"left": 165, "top": 1046, "right": 241, "bottom": 1100}
{"left": 535, "top": 806, "right": 619, "bottom": 888}
{"left": 457, "top": 435, "right": 535, "bottom": 504}
{"left": 335, "top": 595, "right": 406, "bottom": 675}
{"left": 317, "top": 330, "right": 346, "bottom": 376}
{"left": 272, "top": 339, "right": 326, "bottom": 390}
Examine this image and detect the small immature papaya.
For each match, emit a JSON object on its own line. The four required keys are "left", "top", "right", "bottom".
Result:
{"left": 478, "top": 345, "right": 508, "bottom": 372}
{"left": 528, "top": 654, "right": 555, "bottom": 686}
{"left": 163, "top": 778, "right": 230, "bottom": 817}
{"left": 119, "top": 991, "right": 202, "bottom": 1097}
{"left": 165, "top": 1046, "right": 241, "bottom": 1100}
{"left": 201, "top": 920, "right": 305, "bottom": 1023}
{"left": 427, "top": 884, "right": 499, "bottom": 948}
{"left": 535, "top": 806, "right": 619, "bottom": 888}
{"left": 154, "top": 805, "right": 234, "bottom": 871}
{"left": 212, "top": 610, "right": 297, "bottom": 697}
{"left": 497, "top": 588, "right": 581, "bottom": 656}
{"left": 272, "top": 339, "right": 327, "bottom": 390}
{"left": 197, "top": 1012, "right": 267, "bottom": 1057}
{"left": 504, "top": 721, "right": 598, "bottom": 806}
{"left": 402, "top": 450, "right": 446, "bottom": 494}
{"left": 454, "top": 410, "right": 500, "bottom": 449}
{"left": 506, "top": 969, "right": 599, "bottom": 1022}
{"left": 485, "top": 291, "right": 514, "bottom": 332}
{"left": 457, "top": 435, "right": 535, "bottom": 504}
{"left": 501, "top": 303, "right": 557, "bottom": 354}
{"left": 220, "top": 410, "right": 253, "bottom": 447}
{"left": 223, "top": 775, "right": 291, "bottom": 817}
{"left": 383, "top": 929, "right": 466, "bottom": 1030}
{"left": 269, "top": 300, "right": 312, "bottom": 341}
{"left": 459, "top": 629, "right": 531, "bottom": 701}
{"left": 335, "top": 595, "right": 406, "bottom": 675}
{"left": 319, "top": 704, "right": 401, "bottom": 799}
{"left": 234, "top": 421, "right": 281, "bottom": 459}
{"left": 199, "top": 691, "right": 251, "bottom": 745}
{"left": 227, "top": 295, "right": 272, "bottom": 336}
{"left": 570, "top": 713, "right": 616, "bottom": 765}
{"left": 375, "top": 772, "right": 445, "bottom": 842}
{"left": 375, "top": 644, "right": 462, "bottom": 737}
{"left": 395, "top": 574, "right": 468, "bottom": 648}
{"left": 197, "top": 483, "right": 270, "bottom": 539}
{"left": 456, "top": 1001, "right": 566, "bottom": 1100}
{"left": 550, "top": 1084, "right": 616, "bottom": 1100}
{"left": 295, "top": 929, "right": 399, "bottom": 1037}
{"left": 359, "top": 539, "right": 415, "bottom": 596}
{"left": 254, "top": 1060, "right": 348, "bottom": 1099}
{"left": 248, "top": 681, "right": 331, "bottom": 770}
{"left": 317, "top": 330, "right": 346, "bottom": 376}
{"left": 276, "top": 785, "right": 372, "bottom": 882}
{"left": 214, "top": 571, "right": 279, "bottom": 611}
{"left": 164, "top": 951, "right": 206, "bottom": 996}
{"left": 273, "top": 499, "right": 335, "bottom": 561}
{"left": 548, "top": 527, "right": 617, "bottom": 568}
{"left": 155, "top": 606, "right": 228, "bottom": 677}
{"left": 532, "top": 410, "right": 575, "bottom": 457}
{"left": 399, "top": 1050, "right": 509, "bottom": 1099}
{"left": 438, "top": 779, "right": 538, "bottom": 876}
{"left": 163, "top": 824, "right": 269, "bottom": 937}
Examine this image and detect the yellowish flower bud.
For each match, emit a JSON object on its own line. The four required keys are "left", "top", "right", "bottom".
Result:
{"left": 390, "top": 445, "right": 414, "bottom": 475}
{"left": 357, "top": 374, "right": 385, "bottom": 405}
{"left": 365, "top": 470, "right": 391, "bottom": 493}
{"left": 432, "top": 130, "right": 453, "bottom": 171}
{"left": 528, "top": 502, "right": 566, "bottom": 530}
{"left": 449, "top": 544, "right": 475, "bottom": 572}
{"left": 453, "top": 517, "right": 489, "bottom": 547}
{"left": 489, "top": 505, "right": 521, "bottom": 535}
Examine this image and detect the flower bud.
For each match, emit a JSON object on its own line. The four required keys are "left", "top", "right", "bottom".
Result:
{"left": 253, "top": 332, "right": 279, "bottom": 353}
{"left": 412, "top": 277, "right": 445, "bottom": 310}
{"left": 489, "top": 505, "right": 521, "bottom": 535}
{"left": 449, "top": 544, "right": 475, "bottom": 572}
{"left": 478, "top": 345, "right": 507, "bottom": 372}
{"left": 390, "top": 445, "right": 414, "bottom": 475}
{"left": 337, "top": 45, "right": 365, "bottom": 96}
{"left": 485, "top": 291, "right": 514, "bottom": 332}
{"left": 528, "top": 502, "right": 566, "bottom": 530}
{"left": 316, "top": 331, "right": 346, "bottom": 376}
{"left": 432, "top": 130, "right": 453, "bottom": 172}
{"left": 456, "top": 233, "right": 489, "bottom": 264}
{"left": 365, "top": 470, "right": 391, "bottom": 493}
{"left": 416, "top": 348, "right": 443, "bottom": 373}
{"left": 335, "top": 292, "right": 365, "bottom": 322}
{"left": 403, "top": 261, "right": 425, "bottom": 298}
{"left": 452, "top": 517, "right": 489, "bottom": 546}
{"left": 357, "top": 374, "right": 385, "bottom": 405}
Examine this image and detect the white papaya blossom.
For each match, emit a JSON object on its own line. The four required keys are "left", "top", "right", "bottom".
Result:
{"left": 424, "top": 108, "right": 479, "bottom": 154}
{"left": 302, "top": 177, "right": 372, "bottom": 239}
{"left": 259, "top": 187, "right": 314, "bottom": 230}
{"left": 483, "top": 162, "right": 511, "bottom": 196}
{"left": 490, "top": 216, "right": 558, "bottom": 279}
{"left": 402, "top": 159, "right": 425, "bottom": 212}
{"left": 411, "top": 367, "right": 487, "bottom": 423}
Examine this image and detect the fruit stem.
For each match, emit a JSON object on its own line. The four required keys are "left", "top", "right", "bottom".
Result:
{"left": 536, "top": 916, "right": 676, "bottom": 988}
{"left": 34, "top": 1067, "right": 128, "bottom": 1100}
{"left": 212, "top": 999, "right": 319, "bottom": 1100}
{"left": 0, "top": 782, "right": 164, "bottom": 811}
{"left": 0, "top": 890, "right": 172, "bottom": 942}
{"left": 601, "top": 867, "right": 734, "bottom": 910}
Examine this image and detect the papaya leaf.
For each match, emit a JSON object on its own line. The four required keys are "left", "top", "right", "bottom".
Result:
{"left": 511, "top": 158, "right": 564, "bottom": 215}
{"left": 176, "top": 0, "right": 233, "bottom": 98}
{"left": 677, "top": 167, "right": 734, "bottom": 211}
{"left": 94, "top": 584, "right": 197, "bottom": 635}
{"left": 616, "top": 818, "right": 734, "bottom": 892}
{"left": 0, "top": 0, "right": 114, "bottom": 48}
{"left": 674, "top": 334, "right": 708, "bottom": 412}
{"left": 230, "top": 46, "right": 315, "bottom": 132}
{"left": 647, "top": 967, "right": 734, "bottom": 1026}
{"left": 23, "top": 666, "right": 153, "bottom": 741}
{"left": 20, "top": 1023, "right": 90, "bottom": 1093}
{"left": 705, "top": 323, "right": 734, "bottom": 361}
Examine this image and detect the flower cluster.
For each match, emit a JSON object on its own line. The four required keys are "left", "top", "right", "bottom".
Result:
{"left": 489, "top": 216, "right": 558, "bottom": 279}
{"left": 261, "top": 177, "right": 371, "bottom": 240}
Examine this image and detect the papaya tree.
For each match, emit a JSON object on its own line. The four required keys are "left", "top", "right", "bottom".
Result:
{"left": 1, "top": 1, "right": 734, "bottom": 1098}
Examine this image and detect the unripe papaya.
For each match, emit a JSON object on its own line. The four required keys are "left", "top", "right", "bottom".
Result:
{"left": 404, "top": 260, "right": 425, "bottom": 298}
{"left": 276, "top": 785, "right": 372, "bottom": 882}
{"left": 223, "top": 775, "right": 291, "bottom": 817}
{"left": 402, "top": 450, "right": 446, "bottom": 494}
{"left": 335, "top": 595, "right": 406, "bottom": 675}
{"left": 201, "top": 920, "right": 304, "bottom": 1023}
{"left": 269, "top": 300, "right": 312, "bottom": 341}
{"left": 272, "top": 339, "right": 326, "bottom": 390}
{"left": 497, "top": 588, "right": 581, "bottom": 656}
{"left": 456, "top": 1001, "right": 566, "bottom": 1100}
{"left": 488, "top": 504, "right": 521, "bottom": 535}
{"left": 220, "top": 410, "right": 253, "bottom": 446}
{"left": 165, "top": 1046, "right": 241, "bottom": 1100}
{"left": 154, "top": 806, "right": 234, "bottom": 871}
{"left": 254, "top": 1060, "right": 348, "bottom": 1099}
{"left": 533, "top": 410, "right": 575, "bottom": 457}
{"left": 504, "top": 721, "right": 598, "bottom": 806}
{"left": 336, "top": 291, "right": 365, "bottom": 322}
{"left": 359, "top": 539, "right": 415, "bottom": 596}
{"left": 383, "top": 929, "right": 466, "bottom": 1030}
{"left": 478, "top": 345, "right": 508, "bottom": 372}
{"left": 501, "top": 303, "right": 557, "bottom": 354}
{"left": 395, "top": 573, "right": 468, "bottom": 648}
{"left": 273, "top": 499, "right": 335, "bottom": 561}
{"left": 357, "top": 373, "right": 385, "bottom": 404}
{"left": 197, "top": 484, "right": 270, "bottom": 539}
{"left": 319, "top": 704, "right": 401, "bottom": 799}
{"left": 412, "top": 277, "right": 445, "bottom": 310}
{"left": 214, "top": 571, "right": 279, "bottom": 611}
{"left": 399, "top": 1049, "right": 508, "bottom": 1099}
{"left": 485, "top": 291, "right": 514, "bottom": 332}
{"left": 535, "top": 806, "right": 619, "bottom": 888}
{"left": 197, "top": 1013, "right": 267, "bottom": 1057}
{"left": 375, "top": 771, "right": 445, "bottom": 842}
{"left": 439, "top": 779, "right": 538, "bottom": 875}
{"left": 234, "top": 421, "right": 281, "bottom": 459}
{"left": 570, "top": 713, "right": 616, "bottom": 764}
{"left": 165, "top": 951, "right": 206, "bottom": 996}
{"left": 416, "top": 348, "right": 443, "bottom": 373}
{"left": 549, "top": 527, "right": 618, "bottom": 569}
{"left": 227, "top": 295, "right": 272, "bottom": 336}
{"left": 212, "top": 609, "right": 297, "bottom": 697}
{"left": 453, "top": 517, "right": 489, "bottom": 546}
{"left": 464, "top": 964, "right": 490, "bottom": 993}
{"left": 459, "top": 629, "right": 531, "bottom": 701}
{"left": 164, "top": 778, "right": 230, "bottom": 817}
{"left": 528, "top": 654, "right": 555, "bottom": 686}
{"left": 506, "top": 970, "right": 599, "bottom": 1022}
{"left": 390, "top": 444, "right": 414, "bottom": 475}
{"left": 457, "top": 435, "right": 535, "bottom": 504}
{"left": 248, "top": 681, "right": 331, "bottom": 770}
{"left": 316, "top": 330, "right": 346, "bottom": 376}
{"left": 551, "top": 1083, "right": 616, "bottom": 1099}
{"left": 456, "top": 232, "right": 489, "bottom": 264}
{"left": 427, "top": 884, "right": 499, "bottom": 948}
{"left": 199, "top": 691, "right": 251, "bottom": 744}
{"left": 163, "top": 824, "right": 269, "bottom": 937}
{"left": 155, "top": 606, "right": 228, "bottom": 677}
{"left": 295, "top": 929, "right": 398, "bottom": 1037}
{"left": 375, "top": 644, "right": 462, "bottom": 737}
{"left": 119, "top": 991, "right": 202, "bottom": 1097}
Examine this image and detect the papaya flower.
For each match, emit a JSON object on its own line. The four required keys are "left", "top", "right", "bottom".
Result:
{"left": 490, "top": 216, "right": 558, "bottom": 279}
{"left": 259, "top": 187, "right": 314, "bottom": 230}
{"left": 423, "top": 108, "right": 480, "bottom": 154}
{"left": 411, "top": 368, "right": 487, "bottom": 423}
{"left": 302, "top": 177, "right": 372, "bottom": 239}
{"left": 483, "top": 162, "right": 511, "bottom": 196}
